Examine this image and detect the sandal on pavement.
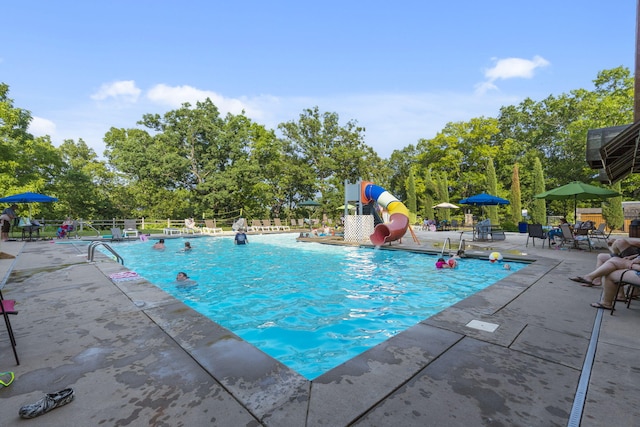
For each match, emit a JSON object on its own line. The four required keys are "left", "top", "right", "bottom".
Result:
{"left": 0, "top": 372, "right": 14, "bottom": 387}
{"left": 570, "top": 276, "right": 593, "bottom": 286}
{"left": 590, "top": 302, "right": 612, "bottom": 310}
{"left": 19, "top": 388, "right": 75, "bottom": 419}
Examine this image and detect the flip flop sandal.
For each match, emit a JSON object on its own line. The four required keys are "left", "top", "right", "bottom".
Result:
{"left": 590, "top": 302, "right": 613, "bottom": 310}
{"left": 570, "top": 276, "right": 593, "bottom": 285}
{"left": 0, "top": 371, "right": 14, "bottom": 387}
{"left": 19, "top": 388, "right": 75, "bottom": 419}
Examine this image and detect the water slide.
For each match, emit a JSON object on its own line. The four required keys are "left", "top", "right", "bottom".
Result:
{"left": 361, "top": 181, "right": 410, "bottom": 245}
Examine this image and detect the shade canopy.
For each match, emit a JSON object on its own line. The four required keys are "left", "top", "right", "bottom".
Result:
{"left": 0, "top": 192, "right": 58, "bottom": 203}
{"left": 299, "top": 199, "right": 321, "bottom": 207}
{"left": 533, "top": 181, "right": 620, "bottom": 220}
{"left": 434, "top": 202, "right": 459, "bottom": 209}
{"left": 459, "top": 193, "right": 510, "bottom": 206}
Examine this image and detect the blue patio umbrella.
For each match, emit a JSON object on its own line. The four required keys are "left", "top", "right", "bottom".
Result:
{"left": 459, "top": 193, "right": 510, "bottom": 206}
{"left": 0, "top": 192, "right": 58, "bottom": 217}
{"left": 459, "top": 193, "right": 510, "bottom": 221}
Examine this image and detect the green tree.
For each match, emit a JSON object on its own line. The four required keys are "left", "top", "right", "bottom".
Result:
{"left": 278, "top": 106, "right": 380, "bottom": 213}
{"left": 530, "top": 157, "right": 546, "bottom": 224}
{"left": 405, "top": 167, "right": 417, "bottom": 223}
{"left": 423, "top": 170, "right": 437, "bottom": 220}
{"left": 0, "top": 83, "right": 62, "bottom": 216}
{"left": 435, "top": 172, "right": 451, "bottom": 222}
{"left": 510, "top": 162, "right": 522, "bottom": 224}
{"left": 486, "top": 158, "right": 498, "bottom": 224}
{"left": 53, "top": 139, "right": 116, "bottom": 219}
{"left": 602, "top": 181, "right": 624, "bottom": 231}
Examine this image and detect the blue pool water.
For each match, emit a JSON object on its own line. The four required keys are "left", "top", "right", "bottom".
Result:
{"left": 102, "top": 234, "right": 524, "bottom": 379}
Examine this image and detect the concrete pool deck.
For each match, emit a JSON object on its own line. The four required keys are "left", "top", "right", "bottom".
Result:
{"left": 0, "top": 230, "right": 638, "bottom": 426}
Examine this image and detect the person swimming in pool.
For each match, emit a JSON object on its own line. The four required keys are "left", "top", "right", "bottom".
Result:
{"left": 175, "top": 271, "right": 197, "bottom": 287}
{"left": 152, "top": 239, "right": 165, "bottom": 250}
{"left": 435, "top": 257, "right": 452, "bottom": 269}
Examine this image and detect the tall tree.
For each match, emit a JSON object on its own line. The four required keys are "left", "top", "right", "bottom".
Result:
{"left": 486, "top": 158, "right": 498, "bottom": 224}
{"left": 602, "top": 181, "right": 624, "bottom": 231}
{"left": 423, "top": 170, "right": 437, "bottom": 220}
{"left": 278, "top": 106, "right": 380, "bottom": 211}
{"left": 405, "top": 167, "right": 417, "bottom": 223}
{"left": 530, "top": 157, "right": 546, "bottom": 224}
{"left": 510, "top": 162, "right": 522, "bottom": 224}
{"left": 54, "top": 139, "right": 116, "bottom": 219}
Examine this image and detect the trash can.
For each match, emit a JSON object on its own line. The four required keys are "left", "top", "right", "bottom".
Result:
{"left": 630, "top": 219, "right": 640, "bottom": 238}
{"left": 518, "top": 222, "right": 528, "bottom": 234}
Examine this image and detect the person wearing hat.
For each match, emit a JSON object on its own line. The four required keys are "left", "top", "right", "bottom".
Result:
{"left": 1, "top": 204, "right": 18, "bottom": 241}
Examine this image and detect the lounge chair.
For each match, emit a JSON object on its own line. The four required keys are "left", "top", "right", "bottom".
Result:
{"left": 110, "top": 227, "right": 124, "bottom": 242}
{"left": 123, "top": 219, "right": 139, "bottom": 238}
{"left": 290, "top": 219, "right": 297, "bottom": 228}
{"left": 261, "top": 219, "right": 276, "bottom": 231}
{"left": 182, "top": 218, "right": 203, "bottom": 234}
{"left": 590, "top": 223, "right": 611, "bottom": 242}
{"left": 248, "top": 219, "right": 263, "bottom": 232}
{"left": 558, "top": 223, "right": 591, "bottom": 251}
{"left": 273, "top": 218, "right": 290, "bottom": 231}
{"left": 202, "top": 219, "right": 223, "bottom": 234}
{"left": 526, "top": 224, "right": 547, "bottom": 248}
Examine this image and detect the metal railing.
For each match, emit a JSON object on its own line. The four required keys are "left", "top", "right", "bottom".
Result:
{"left": 440, "top": 238, "right": 451, "bottom": 257}
{"left": 87, "top": 241, "right": 124, "bottom": 265}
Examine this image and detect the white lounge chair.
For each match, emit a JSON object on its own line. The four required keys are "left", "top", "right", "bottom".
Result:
{"left": 273, "top": 218, "right": 290, "bottom": 231}
{"left": 123, "top": 219, "right": 139, "bottom": 238}
{"left": 203, "top": 219, "right": 223, "bottom": 234}
{"left": 182, "top": 218, "right": 202, "bottom": 234}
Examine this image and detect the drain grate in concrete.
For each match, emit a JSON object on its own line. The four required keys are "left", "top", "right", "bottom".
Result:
{"left": 466, "top": 319, "right": 499, "bottom": 332}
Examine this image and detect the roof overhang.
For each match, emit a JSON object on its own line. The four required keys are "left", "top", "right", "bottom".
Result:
{"left": 599, "top": 120, "right": 640, "bottom": 184}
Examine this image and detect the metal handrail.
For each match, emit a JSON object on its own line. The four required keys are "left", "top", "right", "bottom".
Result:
{"left": 88, "top": 241, "right": 124, "bottom": 265}
{"left": 440, "top": 238, "right": 451, "bottom": 257}
{"left": 458, "top": 232, "right": 466, "bottom": 253}
{"left": 85, "top": 223, "right": 102, "bottom": 237}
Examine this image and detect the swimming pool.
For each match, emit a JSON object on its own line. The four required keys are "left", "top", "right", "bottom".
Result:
{"left": 104, "top": 234, "right": 524, "bottom": 379}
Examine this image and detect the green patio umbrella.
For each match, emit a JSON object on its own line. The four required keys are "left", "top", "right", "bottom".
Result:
{"left": 533, "top": 181, "right": 620, "bottom": 221}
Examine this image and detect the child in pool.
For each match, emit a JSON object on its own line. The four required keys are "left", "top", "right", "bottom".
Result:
{"left": 436, "top": 257, "right": 452, "bottom": 269}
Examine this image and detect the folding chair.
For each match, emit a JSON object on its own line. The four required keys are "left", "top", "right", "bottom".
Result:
{"left": 526, "top": 224, "right": 547, "bottom": 248}
{"left": 590, "top": 223, "right": 612, "bottom": 242}
{"left": 0, "top": 289, "right": 19, "bottom": 365}
{"left": 611, "top": 269, "right": 640, "bottom": 314}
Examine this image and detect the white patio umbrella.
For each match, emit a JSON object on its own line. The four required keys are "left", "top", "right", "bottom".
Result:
{"left": 434, "top": 202, "right": 459, "bottom": 209}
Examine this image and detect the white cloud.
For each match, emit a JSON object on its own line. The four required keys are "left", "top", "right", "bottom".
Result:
{"left": 37, "top": 80, "right": 521, "bottom": 159}
{"left": 147, "top": 84, "right": 250, "bottom": 115}
{"left": 475, "top": 55, "right": 550, "bottom": 95}
{"left": 28, "top": 116, "right": 56, "bottom": 137}
{"left": 91, "top": 80, "right": 141, "bottom": 102}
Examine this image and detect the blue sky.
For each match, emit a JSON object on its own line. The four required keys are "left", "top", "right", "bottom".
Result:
{"left": 1, "top": 1, "right": 635, "bottom": 159}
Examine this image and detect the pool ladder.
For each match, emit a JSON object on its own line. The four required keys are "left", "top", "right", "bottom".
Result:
{"left": 88, "top": 241, "right": 124, "bottom": 265}
{"left": 440, "top": 234, "right": 466, "bottom": 257}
